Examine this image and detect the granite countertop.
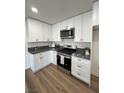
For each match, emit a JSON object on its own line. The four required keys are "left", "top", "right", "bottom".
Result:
{"left": 28, "top": 46, "right": 90, "bottom": 60}
{"left": 28, "top": 46, "right": 63, "bottom": 54}
{"left": 73, "top": 48, "right": 90, "bottom": 60}
{"left": 72, "top": 53, "right": 90, "bottom": 60}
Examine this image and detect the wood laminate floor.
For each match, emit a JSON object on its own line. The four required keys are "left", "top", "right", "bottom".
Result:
{"left": 26, "top": 64, "right": 99, "bottom": 93}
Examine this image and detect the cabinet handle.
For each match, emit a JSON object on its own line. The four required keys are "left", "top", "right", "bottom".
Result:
{"left": 80, "top": 39, "right": 83, "bottom": 41}
{"left": 69, "top": 31, "right": 71, "bottom": 35}
{"left": 36, "top": 39, "right": 39, "bottom": 41}
{"left": 77, "top": 65, "right": 81, "bottom": 68}
{"left": 66, "top": 26, "right": 68, "bottom": 29}
{"left": 77, "top": 73, "right": 80, "bottom": 75}
{"left": 78, "top": 59, "right": 81, "bottom": 61}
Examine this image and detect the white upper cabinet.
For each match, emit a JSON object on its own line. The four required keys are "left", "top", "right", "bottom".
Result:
{"left": 27, "top": 18, "right": 42, "bottom": 42}
{"left": 60, "top": 17, "right": 75, "bottom": 30}
{"left": 27, "top": 11, "right": 92, "bottom": 42}
{"left": 60, "top": 20, "right": 67, "bottom": 30}
{"left": 74, "top": 11, "right": 92, "bottom": 42}
{"left": 82, "top": 11, "right": 92, "bottom": 42}
{"left": 74, "top": 14, "right": 83, "bottom": 42}
{"left": 66, "top": 17, "right": 75, "bottom": 29}
{"left": 42, "top": 23, "right": 52, "bottom": 41}
{"left": 47, "top": 25, "right": 53, "bottom": 41}
{"left": 27, "top": 18, "right": 52, "bottom": 42}
{"left": 52, "top": 23, "right": 61, "bottom": 41}
{"left": 93, "top": 1, "right": 99, "bottom": 26}
{"left": 42, "top": 22, "right": 48, "bottom": 41}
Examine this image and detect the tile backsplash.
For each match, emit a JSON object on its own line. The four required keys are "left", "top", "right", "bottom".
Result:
{"left": 54, "top": 38, "right": 91, "bottom": 48}
{"left": 54, "top": 41, "right": 91, "bottom": 49}
{"left": 28, "top": 38, "right": 91, "bottom": 49}
{"left": 28, "top": 42, "right": 51, "bottom": 48}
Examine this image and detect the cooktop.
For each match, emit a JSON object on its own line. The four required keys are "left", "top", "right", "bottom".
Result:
{"left": 57, "top": 48, "right": 76, "bottom": 55}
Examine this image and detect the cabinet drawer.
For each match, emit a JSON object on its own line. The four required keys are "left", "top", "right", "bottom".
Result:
{"left": 71, "top": 68, "right": 90, "bottom": 84}
{"left": 39, "top": 52, "right": 47, "bottom": 56}
{"left": 72, "top": 63, "right": 90, "bottom": 73}
{"left": 72, "top": 67, "right": 90, "bottom": 77}
{"left": 72, "top": 57, "right": 90, "bottom": 66}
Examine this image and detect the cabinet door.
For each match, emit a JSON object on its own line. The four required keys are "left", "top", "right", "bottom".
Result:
{"left": 60, "top": 17, "right": 74, "bottom": 30}
{"left": 48, "top": 51, "right": 53, "bottom": 63}
{"left": 52, "top": 51, "right": 57, "bottom": 65}
{"left": 47, "top": 25, "right": 53, "bottom": 41}
{"left": 53, "top": 51, "right": 57, "bottom": 65}
{"left": 27, "top": 19, "right": 42, "bottom": 42}
{"left": 74, "top": 14, "right": 83, "bottom": 42}
{"left": 93, "top": 1, "right": 99, "bottom": 26}
{"left": 66, "top": 17, "right": 75, "bottom": 29}
{"left": 48, "top": 51, "right": 57, "bottom": 65}
{"left": 42, "top": 23, "right": 48, "bottom": 41}
{"left": 39, "top": 53, "right": 47, "bottom": 69}
{"left": 60, "top": 20, "right": 67, "bottom": 30}
{"left": 52, "top": 23, "right": 61, "bottom": 41}
{"left": 44, "top": 51, "right": 50, "bottom": 66}
{"left": 42, "top": 23, "right": 52, "bottom": 41}
{"left": 74, "top": 12, "right": 92, "bottom": 42}
{"left": 82, "top": 11, "right": 92, "bottom": 42}
{"left": 33, "top": 54, "right": 41, "bottom": 71}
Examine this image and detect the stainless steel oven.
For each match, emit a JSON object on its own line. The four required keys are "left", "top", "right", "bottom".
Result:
{"left": 56, "top": 45, "right": 76, "bottom": 75}
{"left": 57, "top": 53, "right": 71, "bottom": 73}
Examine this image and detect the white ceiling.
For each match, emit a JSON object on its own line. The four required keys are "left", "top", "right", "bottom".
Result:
{"left": 26, "top": 0, "right": 95, "bottom": 24}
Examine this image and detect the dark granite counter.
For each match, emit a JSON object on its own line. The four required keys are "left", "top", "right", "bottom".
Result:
{"left": 28, "top": 46, "right": 90, "bottom": 60}
{"left": 28, "top": 46, "right": 63, "bottom": 54}
{"left": 73, "top": 48, "right": 90, "bottom": 60}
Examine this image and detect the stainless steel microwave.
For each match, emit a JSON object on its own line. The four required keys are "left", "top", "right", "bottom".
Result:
{"left": 60, "top": 28, "right": 75, "bottom": 39}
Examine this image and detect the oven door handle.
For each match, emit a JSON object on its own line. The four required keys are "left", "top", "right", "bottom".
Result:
{"left": 64, "top": 56, "right": 71, "bottom": 59}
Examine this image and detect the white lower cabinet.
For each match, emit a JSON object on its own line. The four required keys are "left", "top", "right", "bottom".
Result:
{"left": 53, "top": 51, "right": 57, "bottom": 65}
{"left": 71, "top": 56, "right": 91, "bottom": 86}
{"left": 29, "top": 51, "right": 50, "bottom": 72}
{"left": 49, "top": 51, "right": 57, "bottom": 65}
{"left": 28, "top": 50, "right": 56, "bottom": 72}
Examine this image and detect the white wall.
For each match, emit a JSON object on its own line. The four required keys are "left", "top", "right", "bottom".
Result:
{"left": 91, "top": 30, "right": 99, "bottom": 77}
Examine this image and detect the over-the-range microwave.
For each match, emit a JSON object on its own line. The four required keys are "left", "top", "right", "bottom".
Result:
{"left": 60, "top": 28, "right": 75, "bottom": 39}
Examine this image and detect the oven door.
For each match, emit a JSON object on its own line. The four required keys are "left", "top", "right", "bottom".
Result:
{"left": 64, "top": 56, "right": 71, "bottom": 71}
{"left": 57, "top": 55, "right": 64, "bottom": 67}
